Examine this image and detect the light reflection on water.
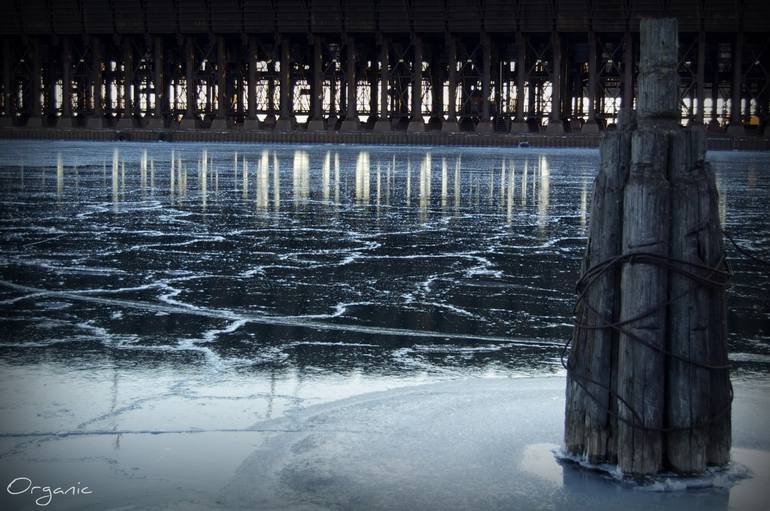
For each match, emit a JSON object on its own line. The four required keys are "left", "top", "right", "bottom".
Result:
{"left": 0, "top": 141, "right": 768, "bottom": 414}
{"left": 86, "top": 146, "right": 557, "bottom": 222}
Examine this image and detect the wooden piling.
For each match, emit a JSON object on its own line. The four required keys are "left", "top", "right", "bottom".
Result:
{"left": 564, "top": 126, "right": 630, "bottom": 464}
{"left": 564, "top": 18, "right": 731, "bottom": 477}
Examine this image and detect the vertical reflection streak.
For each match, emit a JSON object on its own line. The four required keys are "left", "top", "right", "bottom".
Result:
{"left": 376, "top": 161, "right": 381, "bottom": 216}
{"left": 537, "top": 155, "right": 550, "bottom": 235}
{"left": 322, "top": 152, "right": 330, "bottom": 202}
{"left": 56, "top": 153, "right": 63, "bottom": 199}
{"left": 112, "top": 148, "right": 119, "bottom": 210}
{"left": 257, "top": 157, "right": 269, "bottom": 211}
{"left": 170, "top": 150, "right": 175, "bottom": 200}
{"left": 273, "top": 152, "right": 280, "bottom": 212}
{"left": 333, "top": 152, "right": 340, "bottom": 206}
{"left": 355, "top": 151, "right": 370, "bottom": 205}
{"left": 454, "top": 156, "right": 461, "bottom": 213}
{"left": 201, "top": 149, "right": 207, "bottom": 209}
{"left": 386, "top": 158, "right": 392, "bottom": 205}
{"left": 499, "top": 159, "right": 506, "bottom": 209}
{"left": 441, "top": 157, "right": 448, "bottom": 211}
{"left": 507, "top": 161, "right": 516, "bottom": 225}
{"left": 406, "top": 159, "right": 412, "bottom": 206}
{"left": 579, "top": 178, "right": 588, "bottom": 230}
{"left": 242, "top": 157, "right": 249, "bottom": 199}
{"left": 140, "top": 149, "right": 147, "bottom": 197}
{"left": 419, "top": 153, "right": 431, "bottom": 221}
{"left": 293, "top": 151, "right": 310, "bottom": 205}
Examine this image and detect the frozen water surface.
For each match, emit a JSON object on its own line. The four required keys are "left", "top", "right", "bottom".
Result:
{"left": 0, "top": 141, "right": 768, "bottom": 509}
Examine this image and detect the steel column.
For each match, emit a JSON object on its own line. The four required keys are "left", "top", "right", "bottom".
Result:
{"left": 623, "top": 30, "right": 633, "bottom": 110}
{"left": 408, "top": 35, "right": 424, "bottom": 131}
{"left": 444, "top": 35, "right": 458, "bottom": 131}
{"left": 478, "top": 33, "right": 493, "bottom": 132}
{"left": 83, "top": 37, "right": 102, "bottom": 128}
{"left": 373, "top": 36, "right": 391, "bottom": 132}
{"left": 728, "top": 31, "right": 743, "bottom": 133}
{"left": 181, "top": 37, "right": 195, "bottom": 128}
{"left": 341, "top": 37, "right": 358, "bottom": 131}
{"left": 247, "top": 37, "right": 257, "bottom": 125}
{"left": 46, "top": 41, "right": 58, "bottom": 121}
{"left": 312, "top": 36, "right": 322, "bottom": 119}
{"left": 547, "top": 31, "right": 564, "bottom": 133}
{"left": 62, "top": 38, "right": 72, "bottom": 119}
{"left": 307, "top": 35, "right": 324, "bottom": 131}
{"left": 29, "top": 39, "right": 42, "bottom": 124}
{"left": 511, "top": 32, "right": 528, "bottom": 132}
{"left": 150, "top": 36, "right": 164, "bottom": 127}
{"left": 127, "top": 40, "right": 137, "bottom": 117}
{"left": 1, "top": 39, "right": 11, "bottom": 120}
{"left": 277, "top": 36, "right": 292, "bottom": 129}
{"left": 430, "top": 53, "right": 442, "bottom": 122}
{"left": 584, "top": 31, "right": 599, "bottom": 132}
{"left": 211, "top": 36, "right": 227, "bottom": 129}
{"left": 694, "top": 30, "right": 706, "bottom": 126}
{"left": 92, "top": 39, "right": 103, "bottom": 118}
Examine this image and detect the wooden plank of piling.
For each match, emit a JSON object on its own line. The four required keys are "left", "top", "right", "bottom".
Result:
{"left": 636, "top": 18, "right": 680, "bottom": 122}
{"left": 704, "top": 162, "right": 732, "bottom": 466}
{"left": 616, "top": 128, "right": 670, "bottom": 475}
{"left": 666, "top": 128, "right": 710, "bottom": 473}
{"left": 564, "top": 127, "right": 630, "bottom": 464}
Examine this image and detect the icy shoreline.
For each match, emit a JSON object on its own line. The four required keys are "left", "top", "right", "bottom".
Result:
{"left": 1, "top": 376, "right": 769, "bottom": 510}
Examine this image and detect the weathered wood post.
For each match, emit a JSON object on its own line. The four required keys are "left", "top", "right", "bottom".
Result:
{"left": 564, "top": 18, "right": 731, "bottom": 477}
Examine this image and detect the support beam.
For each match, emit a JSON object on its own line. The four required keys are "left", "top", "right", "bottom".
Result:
{"left": 477, "top": 33, "right": 493, "bottom": 133}
{"left": 328, "top": 55, "right": 338, "bottom": 130}
{"left": 546, "top": 31, "right": 564, "bottom": 134}
{"left": 211, "top": 36, "right": 228, "bottom": 130}
{"left": 245, "top": 37, "right": 259, "bottom": 129}
{"left": 28, "top": 39, "right": 43, "bottom": 127}
{"left": 81, "top": 38, "right": 100, "bottom": 129}
{"left": 373, "top": 36, "right": 391, "bottom": 132}
{"left": 93, "top": 38, "right": 104, "bottom": 123}
{"left": 61, "top": 38, "right": 73, "bottom": 120}
{"left": 407, "top": 35, "right": 424, "bottom": 132}
{"left": 708, "top": 48, "right": 720, "bottom": 130}
{"left": 511, "top": 32, "right": 528, "bottom": 133}
{"left": 147, "top": 36, "right": 164, "bottom": 128}
{"left": 562, "top": 53, "right": 572, "bottom": 126}
{"left": 116, "top": 38, "right": 134, "bottom": 128}
{"left": 695, "top": 29, "right": 706, "bottom": 126}
{"left": 307, "top": 35, "right": 324, "bottom": 131}
{"left": 584, "top": 31, "right": 599, "bottom": 133}
{"left": 727, "top": 31, "right": 743, "bottom": 134}
{"left": 623, "top": 30, "right": 634, "bottom": 111}
{"left": 46, "top": 41, "right": 58, "bottom": 123}
{"left": 266, "top": 57, "right": 276, "bottom": 127}
{"left": 341, "top": 37, "right": 359, "bottom": 132}
{"left": 430, "top": 55, "right": 442, "bottom": 123}
{"left": 1, "top": 38, "right": 12, "bottom": 123}
{"left": 442, "top": 34, "right": 459, "bottom": 133}
{"left": 369, "top": 60, "right": 378, "bottom": 124}
{"left": 276, "top": 36, "right": 293, "bottom": 131}
{"left": 179, "top": 37, "right": 196, "bottom": 129}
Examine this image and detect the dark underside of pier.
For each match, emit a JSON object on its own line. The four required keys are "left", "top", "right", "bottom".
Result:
{"left": 1, "top": 1, "right": 769, "bottom": 148}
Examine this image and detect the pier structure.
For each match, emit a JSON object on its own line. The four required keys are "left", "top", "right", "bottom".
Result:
{"left": 0, "top": 1, "right": 768, "bottom": 141}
